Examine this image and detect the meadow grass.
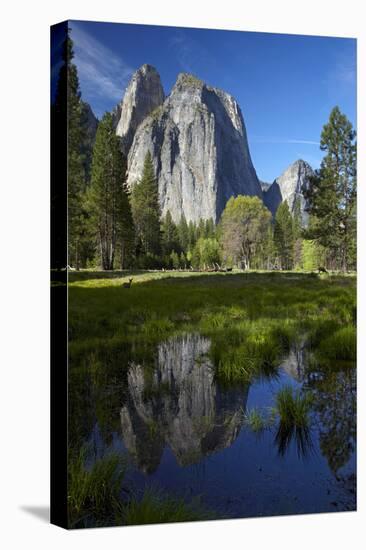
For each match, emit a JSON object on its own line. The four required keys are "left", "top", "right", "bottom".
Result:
{"left": 124, "top": 489, "right": 211, "bottom": 525}
{"left": 318, "top": 326, "right": 356, "bottom": 361}
{"left": 67, "top": 449, "right": 210, "bottom": 527}
{"left": 68, "top": 450, "right": 126, "bottom": 528}
{"left": 67, "top": 270, "right": 356, "bottom": 384}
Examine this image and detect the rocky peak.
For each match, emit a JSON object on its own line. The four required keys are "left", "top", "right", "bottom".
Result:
{"left": 263, "top": 159, "right": 314, "bottom": 225}
{"left": 115, "top": 64, "right": 165, "bottom": 155}
{"left": 126, "top": 71, "right": 262, "bottom": 223}
{"left": 260, "top": 181, "right": 271, "bottom": 192}
{"left": 277, "top": 159, "right": 313, "bottom": 204}
{"left": 172, "top": 72, "right": 204, "bottom": 91}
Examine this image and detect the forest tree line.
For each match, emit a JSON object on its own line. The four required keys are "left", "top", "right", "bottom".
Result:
{"left": 58, "top": 33, "right": 357, "bottom": 273}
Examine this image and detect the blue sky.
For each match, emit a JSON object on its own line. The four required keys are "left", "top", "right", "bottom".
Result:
{"left": 69, "top": 20, "right": 356, "bottom": 183}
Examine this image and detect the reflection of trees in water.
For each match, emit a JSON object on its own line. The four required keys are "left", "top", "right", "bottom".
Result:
{"left": 120, "top": 334, "right": 248, "bottom": 473}
{"left": 68, "top": 343, "right": 134, "bottom": 453}
{"left": 304, "top": 363, "right": 356, "bottom": 474}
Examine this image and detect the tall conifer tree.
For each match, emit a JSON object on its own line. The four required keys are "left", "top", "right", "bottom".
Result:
{"left": 54, "top": 30, "right": 88, "bottom": 268}
{"left": 274, "top": 202, "right": 294, "bottom": 270}
{"left": 87, "top": 113, "right": 132, "bottom": 270}
{"left": 161, "top": 211, "right": 180, "bottom": 259}
{"left": 130, "top": 152, "right": 161, "bottom": 259}
{"left": 304, "top": 106, "right": 356, "bottom": 271}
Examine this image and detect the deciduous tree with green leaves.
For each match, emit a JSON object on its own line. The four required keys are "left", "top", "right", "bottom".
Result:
{"left": 219, "top": 196, "right": 271, "bottom": 269}
{"left": 191, "top": 237, "right": 221, "bottom": 269}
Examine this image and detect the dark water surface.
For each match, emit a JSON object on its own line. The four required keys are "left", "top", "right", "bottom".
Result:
{"left": 83, "top": 333, "right": 356, "bottom": 519}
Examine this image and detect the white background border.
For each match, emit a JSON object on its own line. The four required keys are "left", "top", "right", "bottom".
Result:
{"left": 1, "top": 1, "right": 364, "bottom": 548}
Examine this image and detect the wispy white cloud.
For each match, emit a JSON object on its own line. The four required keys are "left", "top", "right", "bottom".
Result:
{"left": 251, "top": 136, "right": 320, "bottom": 146}
{"left": 70, "top": 22, "right": 133, "bottom": 116}
{"left": 170, "top": 30, "right": 215, "bottom": 76}
{"left": 287, "top": 139, "right": 320, "bottom": 145}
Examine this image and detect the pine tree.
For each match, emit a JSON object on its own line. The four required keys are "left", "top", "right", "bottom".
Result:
{"left": 260, "top": 225, "right": 276, "bottom": 270}
{"left": 55, "top": 31, "right": 88, "bottom": 269}
{"left": 274, "top": 202, "right": 294, "bottom": 270}
{"left": 170, "top": 250, "right": 180, "bottom": 269}
{"left": 179, "top": 252, "right": 187, "bottom": 269}
{"left": 304, "top": 106, "right": 357, "bottom": 271}
{"left": 292, "top": 197, "right": 303, "bottom": 269}
{"left": 117, "top": 184, "right": 135, "bottom": 269}
{"left": 187, "top": 221, "right": 197, "bottom": 250}
{"left": 130, "top": 152, "right": 161, "bottom": 260}
{"left": 161, "top": 211, "right": 180, "bottom": 259}
{"left": 87, "top": 113, "right": 132, "bottom": 270}
{"left": 177, "top": 214, "right": 189, "bottom": 252}
{"left": 204, "top": 218, "right": 215, "bottom": 238}
{"left": 197, "top": 219, "right": 206, "bottom": 240}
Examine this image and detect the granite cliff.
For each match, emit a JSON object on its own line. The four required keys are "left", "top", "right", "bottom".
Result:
{"left": 113, "top": 66, "right": 314, "bottom": 225}
{"left": 263, "top": 159, "right": 314, "bottom": 225}
{"left": 114, "top": 67, "right": 262, "bottom": 223}
{"left": 115, "top": 64, "right": 165, "bottom": 155}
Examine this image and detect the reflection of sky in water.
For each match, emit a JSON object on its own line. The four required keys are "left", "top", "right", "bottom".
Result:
{"left": 86, "top": 334, "right": 356, "bottom": 518}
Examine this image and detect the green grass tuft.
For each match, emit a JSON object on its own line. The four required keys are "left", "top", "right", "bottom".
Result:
{"left": 124, "top": 489, "right": 211, "bottom": 525}
{"left": 275, "top": 385, "right": 312, "bottom": 429}
{"left": 68, "top": 450, "right": 125, "bottom": 528}
{"left": 245, "top": 408, "right": 266, "bottom": 432}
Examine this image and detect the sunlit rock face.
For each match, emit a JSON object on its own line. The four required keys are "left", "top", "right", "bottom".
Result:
{"left": 115, "top": 64, "right": 165, "bottom": 155}
{"left": 126, "top": 71, "right": 262, "bottom": 223}
{"left": 263, "top": 159, "right": 314, "bottom": 226}
{"left": 120, "top": 334, "right": 247, "bottom": 472}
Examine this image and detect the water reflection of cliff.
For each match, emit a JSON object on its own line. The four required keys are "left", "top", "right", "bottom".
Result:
{"left": 120, "top": 334, "right": 248, "bottom": 473}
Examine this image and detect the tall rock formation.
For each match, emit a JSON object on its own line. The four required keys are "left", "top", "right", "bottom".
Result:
{"left": 115, "top": 64, "right": 165, "bottom": 155}
{"left": 263, "top": 159, "right": 314, "bottom": 225}
{"left": 125, "top": 71, "right": 262, "bottom": 223}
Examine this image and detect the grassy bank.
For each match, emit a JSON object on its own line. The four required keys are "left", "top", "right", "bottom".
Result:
{"left": 68, "top": 270, "right": 356, "bottom": 373}
{"left": 68, "top": 450, "right": 209, "bottom": 528}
